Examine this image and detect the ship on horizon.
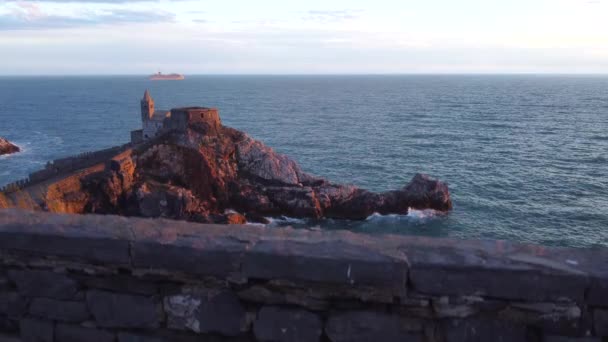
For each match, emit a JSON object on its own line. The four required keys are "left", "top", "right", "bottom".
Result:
{"left": 149, "top": 72, "right": 185, "bottom": 81}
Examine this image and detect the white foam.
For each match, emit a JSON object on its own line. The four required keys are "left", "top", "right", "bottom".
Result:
{"left": 265, "top": 216, "right": 307, "bottom": 225}
{"left": 366, "top": 208, "right": 442, "bottom": 221}
{"left": 407, "top": 208, "right": 441, "bottom": 219}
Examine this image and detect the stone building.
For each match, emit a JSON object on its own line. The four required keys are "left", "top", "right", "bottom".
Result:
{"left": 140, "top": 90, "right": 170, "bottom": 140}
{"left": 131, "top": 90, "right": 221, "bottom": 144}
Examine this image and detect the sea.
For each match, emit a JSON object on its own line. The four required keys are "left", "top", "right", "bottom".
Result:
{"left": 1, "top": 75, "right": 607, "bottom": 247}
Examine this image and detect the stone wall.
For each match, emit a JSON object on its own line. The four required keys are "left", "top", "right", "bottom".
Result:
{"left": 0, "top": 144, "right": 131, "bottom": 194}
{"left": 0, "top": 209, "right": 607, "bottom": 342}
{"left": 168, "top": 107, "right": 221, "bottom": 133}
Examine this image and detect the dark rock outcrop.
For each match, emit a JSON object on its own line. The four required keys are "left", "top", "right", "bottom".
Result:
{"left": 0, "top": 117, "right": 452, "bottom": 223}
{"left": 0, "top": 137, "right": 19, "bottom": 156}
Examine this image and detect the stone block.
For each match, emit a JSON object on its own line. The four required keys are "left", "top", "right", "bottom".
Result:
{"left": 589, "top": 278, "right": 608, "bottom": 307}
{"left": 29, "top": 298, "right": 89, "bottom": 322}
{"left": 164, "top": 291, "right": 247, "bottom": 336}
{"left": 594, "top": 309, "right": 608, "bottom": 337}
{"left": 0, "top": 293, "right": 27, "bottom": 319}
{"left": 443, "top": 318, "right": 527, "bottom": 342}
{"left": 55, "top": 324, "right": 114, "bottom": 342}
{"left": 118, "top": 333, "right": 164, "bottom": 342}
{"left": 253, "top": 306, "right": 322, "bottom": 342}
{"left": 325, "top": 311, "right": 423, "bottom": 342}
{"left": 20, "top": 318, "right": 53, "bottom": 342}
{"left": 86, "top": 290, "right": 160, "bottom": 328}
{"left": 131, "top": 240, "right": 244, "bottom": 278}
{"left": 0, "top": 316, "right": 18, "bottom": 333}
{"left": 499, "top": 302, "right": 582, "bottom": 335}
{"left": 544, "top": 336, "right": 601, "bottom": 342}
{"left": 0, "top": 210, "right": 131, "bottom": 265}
{"left": 75, "top": 275, "right": 157, "bottom": 295}
{"left": 243, "top": 240, "right": 407, "bottom": 289}
{"left": 410, "top": 266, "right": 587, "bottom": 302}
{"left": 0, "top": 333, "right": 21, "bottom": 342}
{"left": 8, "top": 270, "right": 79, "bottom": 300}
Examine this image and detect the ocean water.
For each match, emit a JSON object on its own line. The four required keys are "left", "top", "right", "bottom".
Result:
{"left": 1, "top": 75, "right": 607, "bottom": 247}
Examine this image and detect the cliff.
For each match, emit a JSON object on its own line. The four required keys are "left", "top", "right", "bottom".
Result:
{"left": 0, "top": 137, "right": 19, "bottom": 156}
{"left": 0, "top": 118, "right": 452, "bottom": 224}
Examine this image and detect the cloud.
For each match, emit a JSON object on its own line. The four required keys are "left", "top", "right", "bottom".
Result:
{"left": 3, "top": 0, "right": 186, "bottom": 2}
{"left": 302, "top": 10, "right": 363, "bottom": 23}
{"left": 0, "top": 8, "right": 175, "bottom": 30}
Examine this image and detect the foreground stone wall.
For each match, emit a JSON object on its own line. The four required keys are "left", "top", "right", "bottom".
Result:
{"left": 0, "top": 209, "right": 607, "bottom": 342}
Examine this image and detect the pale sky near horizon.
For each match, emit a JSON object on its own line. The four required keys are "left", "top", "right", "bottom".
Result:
{"left": 0, "top": 0, "right": 607, "bottom": 75}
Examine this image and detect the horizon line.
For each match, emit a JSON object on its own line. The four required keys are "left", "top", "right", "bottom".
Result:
{"left": 1, "top": 72, "right": 608, "bottom": 77}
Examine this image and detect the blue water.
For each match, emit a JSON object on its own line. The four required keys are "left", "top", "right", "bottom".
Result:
{"left": 1, "top": 75, "right": 607, "bottom": 247}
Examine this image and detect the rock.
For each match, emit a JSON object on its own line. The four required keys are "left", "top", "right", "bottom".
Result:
{"left": 401, "top": 173, "right": 452, "bottom": 211}
{"left": 594, "top": 309, "right": 608, "bottom": 337}
{"left": 253, "top": 306, "right": 323, "bottom": 342}
{"left": 222, "top": 212, "right": 248, "bottom": 224}
{"left": 55, "top": 324, "right": 115, "bottom": 342}
{"left": 74, "top": 274, "right": 157, "bottom": 296}
{"left": 29, "top": 298, "right": 89, "bottom": 322}
{"left": 0, "top": 293, "right": 27, "bottom": 318}
{"left": 8, "top": 270, "right": 79, "bottom": 300}
{"left": 0, "top": 112, "right": 452, "bottom": 223}
{"left": 499, "top": 302, "right": 582, "bottom": 335}
{"left": 20, "top": 318, "right": 53, "bottom": 342}
{"left": 86, "top": 290, "right": 160, "bottom": 328}
{"left": 443, "top": 318, "right": 527, "bottom": 342}
{"left": 325, "top": 311, "right": 423, "bottom": 342}
{"left": 117, "top": 333, "right": 164, "bottom": 342}
{"left": 544, "top": 337, "right": 601, "bottom": 342}
{"left": 0, "top": 138, "right": 19, "bottom": 156}
{"left": 164, "top": 291, "right": 247, "bottom": 337}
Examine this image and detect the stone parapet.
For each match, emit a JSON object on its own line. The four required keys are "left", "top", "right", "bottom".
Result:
{"left": 0, "top": 209, "right": 607, "bottom": 341}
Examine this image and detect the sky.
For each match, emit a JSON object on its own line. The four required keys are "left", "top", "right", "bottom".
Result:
{"left": 0, "top": 0, "right": 607, "bottom": 75}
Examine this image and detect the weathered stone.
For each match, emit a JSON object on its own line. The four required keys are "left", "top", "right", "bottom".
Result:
{"left": 410, "top": 265, "right": 587, "bottom": 302}
{"left": 132, "top": 242, "right": 244, "bottom": 278}
{"left": 0, "top": 210, "right": 131, "bottom": 265}
{"left": 243, "top": 239, "right": 407, "bottom": 289}
{"left": 0, "top": 275, "right": 10, "bottom": 291}
{"left": 20, "top": 318, "right": 53, "bottom": 342}
{"left": 443, "top": 318, "right": 527, "bottom": 342}
{"left": 544, "top": 336, "right": 601, "bottom": 342}
{"left": 430, "top": 295, "right": 507, "bottom": 318}
{"left": 86, "top": 290, "right": 160, "bottom": 328}
{"left": 253, "top": 306, "right": 322, "bottom": 342}
{"left": 117, "top": 333, "right": 164, "bottom": 342}
{"left": 499, "top": 302, "right": 582, "bottom": 335}
{"left": 55, "top": 324, "right": 114, "bottom": 342}
{"left": 164, "top": 291, "right": 247, "bottom": 336}
{"left": 588, "top": 278, "right": 608, "bottom": 306}
{"left": 237, "top": 285, "right": 329, "bottom": 311}
{"left": 130, "top": 220, "right": 253, "bottom": 278}
{"left": 8, "top": 270, "right": 79, "bottom": 300}
{"left": 0, "top": 316, "right": 18, "bottom": 333}
{"left": 325, "top": 311, "right": 423, "bottom": 342}
{"left": 594, "top": 309, "right": 608, "bottom": 337}
{"left": 75, "top": 275, "right": 157, "bottom": 295}
{"left": 0, "top": 333, "right": 21, "bottom": 342}
{"left": 0, "top": 293, "right": 27, "bottom": 318}
{"left": 29, "top": 298, "right": 89, "bottom": 322}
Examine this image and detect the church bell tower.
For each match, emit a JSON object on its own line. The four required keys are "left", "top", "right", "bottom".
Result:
{"left": 141, "top": 90, "right": 155, "bottom": 120}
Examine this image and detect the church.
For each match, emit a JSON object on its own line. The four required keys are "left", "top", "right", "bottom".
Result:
{"left": 130, "top": 90, "right": 221, "bottom": 144}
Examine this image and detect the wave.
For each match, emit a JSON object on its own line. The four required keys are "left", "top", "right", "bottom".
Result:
{"left": 265, "top": 216, "right": 308, "bottom": 226}
{"left": 366, "top": 208, "right": 444, "bottom": 221}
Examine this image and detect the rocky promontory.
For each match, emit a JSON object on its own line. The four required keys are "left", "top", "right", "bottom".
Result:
{"left": 0, "top": 137, "right": 19, "bottom": 156}
{"left": 0, "top": 111, "right": 451, "bottom": 224}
